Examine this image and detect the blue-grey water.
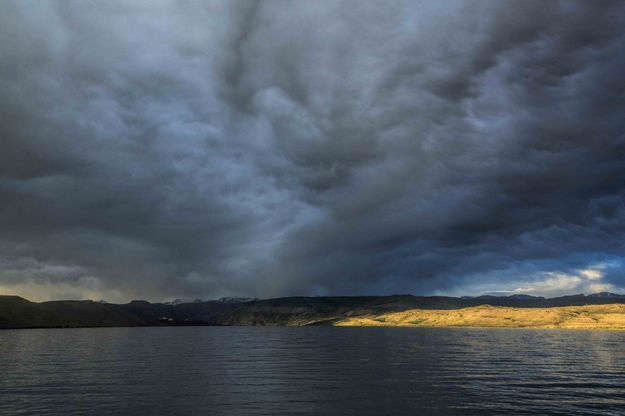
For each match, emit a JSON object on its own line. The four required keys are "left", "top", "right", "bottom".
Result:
{"left": 1, "top": 327, "right": 625, "bottom": 415}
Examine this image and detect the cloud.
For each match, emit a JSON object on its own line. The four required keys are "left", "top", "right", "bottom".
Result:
{"left": 446, "top": 261, "right": 625, "bottom": 298}
{"left": 1, "top": 0, "right": 624, "bottom": 301}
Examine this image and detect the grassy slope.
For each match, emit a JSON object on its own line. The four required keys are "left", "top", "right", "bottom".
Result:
{"left": 334, "top": 304, "right": 625, "bottom": 329}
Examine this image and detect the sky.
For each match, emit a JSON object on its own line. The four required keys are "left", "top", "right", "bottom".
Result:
{"left": 1, "top": 0, "right": 624, "bottom": 302}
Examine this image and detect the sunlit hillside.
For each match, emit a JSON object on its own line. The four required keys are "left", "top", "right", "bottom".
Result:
{"left": 335, "top": 304, "right": 625, "bottom": 329}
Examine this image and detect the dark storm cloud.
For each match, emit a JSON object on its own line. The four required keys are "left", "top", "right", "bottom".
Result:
{"left": 0, "top": 0, "right": 624, "bottom": 301}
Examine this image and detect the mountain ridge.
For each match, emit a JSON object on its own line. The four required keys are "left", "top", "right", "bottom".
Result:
{"left": 2, "top": 292, "right": 625, "bottom": 329}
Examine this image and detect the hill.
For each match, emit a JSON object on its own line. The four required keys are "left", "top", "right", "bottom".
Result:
{"left": 335, "top": 304, "right": 625, "bottom": 329}
{"left": 2, "top": 293, "right": 625, "bottom": 329}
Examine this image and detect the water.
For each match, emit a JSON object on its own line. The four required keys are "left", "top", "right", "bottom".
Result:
{"left": 1, "top": 327, "right": 624, "bottom": 415}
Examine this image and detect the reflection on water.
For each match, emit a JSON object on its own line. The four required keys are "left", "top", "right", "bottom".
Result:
{"left": 1, "top": 327, "right": 624, "bottom": 415}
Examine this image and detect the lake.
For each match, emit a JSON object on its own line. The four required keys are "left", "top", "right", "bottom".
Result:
{"left": 1, "top": 327, "right": 624, "bottom": 415}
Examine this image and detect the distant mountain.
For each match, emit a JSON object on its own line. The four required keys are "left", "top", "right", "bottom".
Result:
{"left": 477, "top": 294, "right": 543, "bottom": 300}
{"left": 164, "top": 297, "right": 256, "bottom": 306}
{"left": 507, "top": 294, "right": 543, "bottom": 300}
{"left": 164, "top": 298, "right": 204, "bottom": 305}
{"left": 164, "top": 299, "right": 187, "bottom": 306}
{"left": 587, "top": 292, "right": 625, "bottom": 298}
{"left": 1, "top": 293, "right": 625, "bottom": 329}
{"left": 216, "top": 297, "right": 259, "bottom": 304}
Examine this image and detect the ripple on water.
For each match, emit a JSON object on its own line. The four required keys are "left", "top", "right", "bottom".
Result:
{"left": 1, "top": 327, "right": 625, "bottom": 416}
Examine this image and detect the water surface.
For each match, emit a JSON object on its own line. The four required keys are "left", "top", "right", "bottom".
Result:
{"left": 1, "top": 327, "right": 624, "bottom": 415}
